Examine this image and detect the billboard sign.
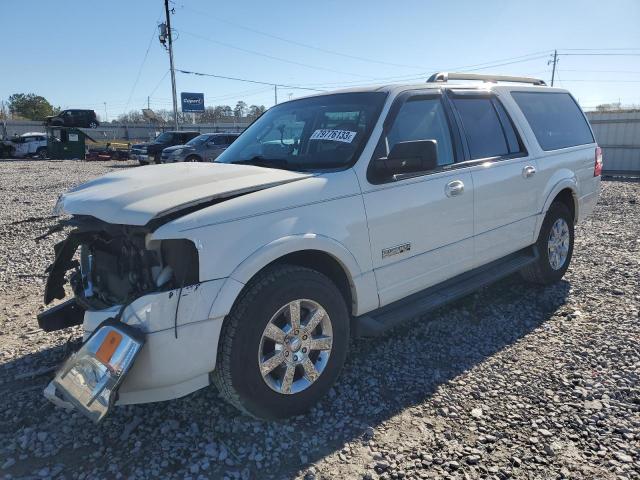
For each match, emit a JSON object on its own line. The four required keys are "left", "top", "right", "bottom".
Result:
{"left": 181, "top": 92, "right": 205, "bottom": 112}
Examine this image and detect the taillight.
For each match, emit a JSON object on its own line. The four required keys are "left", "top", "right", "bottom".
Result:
{"left": 594, "top": 146, "right": 603, "bottom": 177}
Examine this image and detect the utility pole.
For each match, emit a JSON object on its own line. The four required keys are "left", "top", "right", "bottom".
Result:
{"left": 163, "top": 0, "right": 179, "bottom": 130}
{"left": 274, "top": 85, "right": 278, "bottom": 105}
{"left": 103, "top": 102, "right": 108, "bottom": 122}
{"left": 147, "top": 96, "right": 150, "bottom": 110}
{"left": 549, "top": 49, "right": 558, "bottom": 87}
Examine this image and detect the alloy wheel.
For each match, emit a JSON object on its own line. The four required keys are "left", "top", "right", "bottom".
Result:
{"left": 547, "top": 218, "right": 570, "bottom": 270}
{"left": 258, "top": 299, "right": 333, "bottom": 395}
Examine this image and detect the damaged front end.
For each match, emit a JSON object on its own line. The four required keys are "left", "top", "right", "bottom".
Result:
{"left": 44, "top": 319, "right": 144, "bottom": 422}
{"left": 39, "top": 215, "right": 199, "bottom": 422}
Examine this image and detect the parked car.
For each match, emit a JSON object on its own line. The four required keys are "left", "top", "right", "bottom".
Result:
{"left": 40, "top": 73, "right": 601, "bottom": 422}
{"left": 132, "top": 131, "right": 200, "bottom": 165}
{"left": 161, "top": 133, "right": 239, "bottom": 163}
{"left": 0, "top": 132, "right": 48, "bottom": 158}
{"left": 45, "top": 110, "right": 99, "bottom": 129}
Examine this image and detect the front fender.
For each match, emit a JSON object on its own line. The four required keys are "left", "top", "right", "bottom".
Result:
{"left": 209, "top": 234, "right": 379, "bottom": 321}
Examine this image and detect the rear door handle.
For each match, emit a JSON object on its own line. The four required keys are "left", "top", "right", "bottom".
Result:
{"left": 445, "top": 180, "right": 464, "bottom": 197}
{"left": 522, "top": 165, "right": 536, "bottom": 178}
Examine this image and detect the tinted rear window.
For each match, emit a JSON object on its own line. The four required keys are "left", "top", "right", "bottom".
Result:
{"left": 451, "top": 97, "right": 509, "bottom": 159}
{"left": 511, "top": 92, "right": 594, "bottom": 151}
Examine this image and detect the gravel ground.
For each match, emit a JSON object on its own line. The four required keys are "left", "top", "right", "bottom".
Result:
{"left": 0, "top": 159, "right": 639, "bottom": 480}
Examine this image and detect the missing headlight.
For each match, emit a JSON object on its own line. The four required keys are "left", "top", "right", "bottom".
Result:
{"left": 161, "top": 239, "right": 199, "bottom": 287}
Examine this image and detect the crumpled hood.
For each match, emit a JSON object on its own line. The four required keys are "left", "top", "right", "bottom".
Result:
{"left": 56, "top": 163, "right": 312, "bottom": 226}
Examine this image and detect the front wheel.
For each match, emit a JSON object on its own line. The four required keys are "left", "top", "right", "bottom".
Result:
{"left": 185, "top": 154, "right": 201, "bottom": 162}
{"left": 88, "top": 121, "right": 98, "bottom": 128}
{"left": 212, "top": 264, "right": 349, "bottom": 419}
{"left": 36, "top": 147, "right": 48, "bottom": 159}
{"left": 520, "top": 202, "right": 574, "bottom": 284}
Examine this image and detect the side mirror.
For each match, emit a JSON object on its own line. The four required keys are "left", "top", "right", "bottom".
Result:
{"left": 372, "top": 140, "right": 438, "bottom": 180}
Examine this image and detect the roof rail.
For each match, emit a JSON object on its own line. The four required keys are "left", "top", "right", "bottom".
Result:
{"left": 427, "top": 72, "right": 547, "bottom": 86}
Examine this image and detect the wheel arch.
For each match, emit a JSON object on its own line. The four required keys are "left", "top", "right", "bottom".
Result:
{"left": 534, "top": 177, "right": 579, "bottom": 241}
{"left": 209, "top": 234, "right": 368, "bottom": 321}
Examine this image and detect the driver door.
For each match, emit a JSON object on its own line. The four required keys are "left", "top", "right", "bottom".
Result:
{"left": 361, "top": 92, "right": 475, "bottom": 306}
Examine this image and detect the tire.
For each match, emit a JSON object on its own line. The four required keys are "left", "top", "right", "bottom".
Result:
{"left": 185, "top": 154, "right": 201, "bottom": 162}
{"left": 212, "top": 264, "right": 349, "bottom": 419}
{"left": 89, "top": 121, "right": 98, "bottom": 129}
{"left": 36, "top": 147, "right": 47, "bottom": 159}
{"left": 520, "top": 201, "right": 574, "bottom": 285}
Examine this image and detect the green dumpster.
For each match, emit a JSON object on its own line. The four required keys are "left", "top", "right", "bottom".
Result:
{"left": 47, "top": 127, "right": 96, "bottom": 160}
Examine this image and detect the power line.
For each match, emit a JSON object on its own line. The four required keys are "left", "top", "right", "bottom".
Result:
{"left": 148, "top": 70, "right": 170, "bottom": 101}
{"left": 560, "top": 48, "right": 640, "bottom": 51}
{"left": 123, "top": 24, "right": 159, "bottom": 114}
{"left": 294, "top": 50, "right": 554, "bottom": 88}
{"left": 560, "top": 53, "right": 640, "bottom": 56}
{"left": 558, "top": 79, "right": 640, "bottom": 83}
{"left": 179, "top": 30, "right": 374, "bottom": 79}
{"left": 179, "top": 5, "right": 427, "bottom": 70}
{"left": 176, "top": 69, "right": 327, "bottom": 92}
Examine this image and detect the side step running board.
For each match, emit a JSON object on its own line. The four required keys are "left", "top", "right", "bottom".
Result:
{"left": 353, "top": 247, "right": 538, "bottom": 337}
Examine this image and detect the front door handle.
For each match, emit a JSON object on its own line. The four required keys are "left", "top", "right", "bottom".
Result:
{"left": 445, "top": 180, "right": 465, "bottom": 197}
{"left": 522, "top": 165, "right": 536, "bottom": 178}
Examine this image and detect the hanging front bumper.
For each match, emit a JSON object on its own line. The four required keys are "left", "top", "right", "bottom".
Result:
{"left": 44, "top": 319, "right": 145, "bottom": 423}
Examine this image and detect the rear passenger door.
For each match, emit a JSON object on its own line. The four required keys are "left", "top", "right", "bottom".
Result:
{"left": 362, "top": 91, "right": 475, "bottom": 306}
{"left": 447, "top": 90, "right": 539, "bottom": 267}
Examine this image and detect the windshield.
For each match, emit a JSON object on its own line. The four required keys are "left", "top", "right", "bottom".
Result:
{"left": 186, "top": 134, "right": 212, "bottom": 146}
{"left": 215, "top": 92, "right": 387, "bottom": 171}
{"left": 154, "top": 132, "right": 173, "bottom": 143}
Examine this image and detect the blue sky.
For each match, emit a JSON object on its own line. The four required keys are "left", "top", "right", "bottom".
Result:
{"left": 2, "top": 0, "right": 639, "bottom": 119}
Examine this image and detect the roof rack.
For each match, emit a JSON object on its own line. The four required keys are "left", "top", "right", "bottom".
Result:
{"left": 427, "top": 72, "right": 546, "bottom": 86}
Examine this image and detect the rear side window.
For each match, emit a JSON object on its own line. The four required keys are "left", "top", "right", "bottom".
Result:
{"left": 511, "top": 92, "right": 594, "bottom": 151}
{"left": 451, "top": 97, "right": 510, "bottom": 159}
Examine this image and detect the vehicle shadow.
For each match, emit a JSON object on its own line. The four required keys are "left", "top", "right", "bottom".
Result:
{"left": 1, "top": 275, "right": 570, "bottom": 479}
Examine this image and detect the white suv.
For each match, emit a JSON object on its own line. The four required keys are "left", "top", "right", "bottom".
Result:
{"left": 40, "top": 73, "right": 601, "bottom": 422}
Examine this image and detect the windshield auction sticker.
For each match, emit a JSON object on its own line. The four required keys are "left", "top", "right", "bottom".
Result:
{"left": 310, "top": 129, "right": 357, "bottom": 143}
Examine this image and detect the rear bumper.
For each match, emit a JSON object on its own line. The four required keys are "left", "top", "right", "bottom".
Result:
{"left": 577, "top": 177, "right": 601, "bottom": 223}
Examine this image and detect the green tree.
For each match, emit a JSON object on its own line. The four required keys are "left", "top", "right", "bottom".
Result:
{"left": 248, "top": 105, "right": 266, "bottom": 119}
{"left": 234, "top": 101, "right": 248, "bottom": 118}
{"left": 7, "top": 93, "right": 57, "bottom": 120}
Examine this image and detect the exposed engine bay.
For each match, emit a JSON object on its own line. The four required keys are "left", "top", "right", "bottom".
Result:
{"left": 39, "top": 215, "right": 198, "bottom": 330}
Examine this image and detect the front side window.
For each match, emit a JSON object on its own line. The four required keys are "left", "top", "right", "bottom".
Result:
{"left": 511, "top": 91, "right": 594, "bottom": 151}
{"left": 215, "top": 92, "right": 387, "bottom": 171}
{"left": 186, "top": 134, "right": 210, "bottom": 146}
{"left": 155, "top": 132, "right": 173, "bottom": 143}
{"left": 379, "top": 97, "right": 455, "bottom": 167}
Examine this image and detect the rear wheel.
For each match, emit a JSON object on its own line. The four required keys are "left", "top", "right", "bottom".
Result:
{"left": 520, "top": 202, "right": 574, "bottom": 284}
{"left": 36, "top": 147, "right": 47, "bottom": 159}
{"left": 212, "top": 264, "right": 349, "bottom": 419}
{"left": 185, "top": 154, "right": 201, "bottom": 162}
{"left": 88, "top": 121, "right": 98, "bottom": 129}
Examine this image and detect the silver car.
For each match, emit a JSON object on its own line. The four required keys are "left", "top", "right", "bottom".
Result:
{"left": 160, "top": 133, "right": 239, "bottom": 163}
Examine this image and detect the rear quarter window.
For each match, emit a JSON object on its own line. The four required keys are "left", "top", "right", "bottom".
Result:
{"left": 511, "top": 91, "right": 594, "bottom": 151}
